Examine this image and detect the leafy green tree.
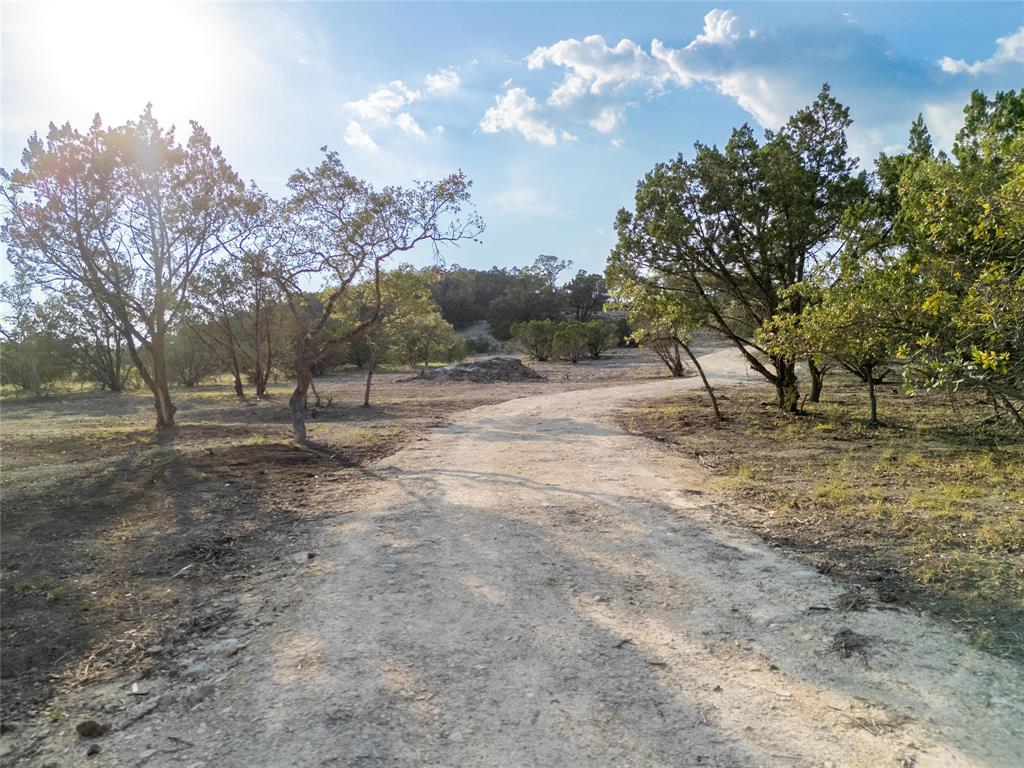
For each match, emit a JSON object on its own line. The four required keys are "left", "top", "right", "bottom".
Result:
{"left": 273, "top": 151, "right": 482, "bottom": 443}
{"left": 46, "top": 289, "right": 131, "bottom": 392}
{"left": 2, "top": 106, "right": 247, "bottom": 427}
{"left": 564, "top": 270, "right": 608, "bottom": 321}
{"left": 895, "top": 90, "right": 1024, "bottom": 426}
{"left": 511, "top": 319, "right": 556, "bottom": 361}
{"left": 582, "top": 320, "right": 618, "bottom": 358}
{"left": 611, "top": 84, "right": 867, "bottom": 411}
{"left": 606, "top": 261, "right": 722, "bottom": 421}
{"left": 0, "top": 274, "right": 72, "bottom": 396}
{"left": 553, "top": 321, "right": 589, "bottom": 363}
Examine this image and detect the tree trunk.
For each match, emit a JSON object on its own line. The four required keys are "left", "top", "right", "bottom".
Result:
{"left": 290, "top": 367, "right": 311, "bottom": 444}
{"left": 150, "top": 338, "right": 177, "bottom": 428}
{"left": 680, "top": 341, "right": 723, "bottom": 423}
{"left": 773, "top": 358, "right": 799, "bottom": 413}
{"left": 808, "top": 358, "right": 825, "bottom": 403}
{"left": 229, "top": 350, "right": 244, "bottom": 398}
{"left": 868, "top": 377, "right": 878, "bottom": 426}
{"left": 363, "top": 352, "right": 377, "bottom": 408}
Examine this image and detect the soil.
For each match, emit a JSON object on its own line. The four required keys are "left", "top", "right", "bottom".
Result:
{"left": 2, "top": 344, "right": 1022, "bottom": 767}
{"left": 404, "top": 357, "right": 545, "bottom": 383}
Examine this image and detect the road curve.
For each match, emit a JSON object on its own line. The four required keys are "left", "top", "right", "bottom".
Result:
{"left": 93, "top": 347, "right": 1024, "bottom": 767}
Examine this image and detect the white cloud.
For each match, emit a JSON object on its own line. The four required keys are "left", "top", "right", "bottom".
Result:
{"left": 589, "top": 106, "right": 624, "bottom": 133}
{"left": 939, "top": 26, "right": 1024, "bottom": 74}
{"left": 527, "top": 34, "right": 666, "bottom": 106}
{"left": 686, "top": 9, "right": 749, "bottom": 49}
{"left": 345, "top": 80, "right": 421, "bottom": 123}
{"left": 425, "top": 67, "right": 461, "bottom": 94}
{"left": 394, "top": 112, "right": 426, "bottom": 138}
{"left": 344, "top": 120, "right": 377, "bottom": 151}
{"left": 479, "top": 87, "right": 561, "bottom": 145}
{"left": 610, "top": 138, "right": 624, "bottom": 149}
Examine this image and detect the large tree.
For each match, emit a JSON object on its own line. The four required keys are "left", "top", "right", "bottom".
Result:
{"left": 274, "top": 151, "right": 482, "bottom": 443}
{"left": 2, "top": 106, "right": 246, "bottom": 427}
{"left": 611, "top": 84, "right": 867, "bottom": 410}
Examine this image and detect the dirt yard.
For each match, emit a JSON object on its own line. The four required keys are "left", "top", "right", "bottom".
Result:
{"left": 2, "top": 345, "right": 1022, "bottom": 767}
{"left": 0, "top": 350, "right": 664, "bottom": 730}
{"left": 619, "top": 379, "right": 1024, "bottom": 662}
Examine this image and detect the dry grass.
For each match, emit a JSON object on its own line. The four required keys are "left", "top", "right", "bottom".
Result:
{"left": 620, "top": 376, "right": 1024, "bottom": 660}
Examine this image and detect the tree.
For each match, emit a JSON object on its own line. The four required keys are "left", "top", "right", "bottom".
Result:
{"left": 2, "top": 106, "right": 246, "bottom": 428}
{"left": 511, "top": 319, "right": 556, "bottom": 361}
{"left": 167, "top": 324, "right": 220, "bottom": 387}
{"left": 554, "top": 321, "right": 589, "bottom": 363}
{"left": 894, "top": 90, "right": 1024, "bottom": 426}
{"left": 46, "top": 289, "right": 131, "bottom": 391}
{"left": 528, "top": 254, "right": 572, "bottom": 289}
{"left": 0, "top": 274, "right": 71, "bottom": 396}
{"left": 606, "top": 261, "right": 722, "bottom": 421}
{"left": 611, "top": 84, "right": 867, "bottom": 411}
{"left": 564, "top": 270, "right": 608, "bottom": 321}
{"left": 333, "top": 267, "right": 442, "bottom": 406}
{"left": 761, "top": 265, "right": 912, "bottom": 425}
{"left": 582, "top": 320, "right": 618, "bottom": 358}
{"left": 274, "top": 150, "right": 482, "bottom": 443}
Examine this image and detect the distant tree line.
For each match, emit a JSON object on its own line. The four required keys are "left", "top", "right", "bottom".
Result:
{"left": 609, "top": 85, "right": 1023, "bottom": 429}
{"left": 431, "top": 255, "right": 612, "bottom": 339}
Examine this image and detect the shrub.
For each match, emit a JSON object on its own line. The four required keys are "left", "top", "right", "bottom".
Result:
{"left": 465, "top": 335, "right": 494, "bottom": 354}
{"left": 512, "top": 319, "right": 557, "bottom": 361}
{"left": 583, "top": 320, "right": 618, "bottom": 358}
{"left": 554, "top": 321, "right": 589, "bottom": 363}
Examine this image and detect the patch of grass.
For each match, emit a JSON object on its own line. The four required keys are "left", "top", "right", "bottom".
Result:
{"left": 620, "top": 376, "right": 1024, "bottom": 661}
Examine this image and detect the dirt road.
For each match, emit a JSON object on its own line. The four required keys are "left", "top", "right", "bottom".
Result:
{"left": 54, "top": 348, "right": 1024, "bottom": 766}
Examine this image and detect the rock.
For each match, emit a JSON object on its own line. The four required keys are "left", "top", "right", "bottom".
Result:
{"left": 204, "top": 638, "right": 244, "bottom": 657}
{"left": 292, "top": 551, "right": 317, "bottom": 565}
{"left": 86, "top": 743, "right": 101, "bottom": 756}
{"left": 76, "top": 720, "right": 110, "bottom": 738}
{"left": 145, "top": 645, "right": 165, "bottom": 656}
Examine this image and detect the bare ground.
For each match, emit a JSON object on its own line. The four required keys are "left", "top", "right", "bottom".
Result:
{"left": 3, "top": 346, "right": 1023, "bottom": 766}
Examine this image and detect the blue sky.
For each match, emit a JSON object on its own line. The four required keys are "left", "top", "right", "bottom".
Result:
{"left": 3, "top": 2, "right": 1022, "bottom": 275}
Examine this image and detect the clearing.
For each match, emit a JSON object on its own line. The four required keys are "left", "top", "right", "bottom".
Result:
{"left": 2, "top": 344, "right": 1022, "bottom": 767}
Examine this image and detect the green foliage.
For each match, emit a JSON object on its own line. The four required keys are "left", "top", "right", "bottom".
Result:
{"left": 611, "top": 84, "right": 867, "bottom": 409}
{"left": 464, "top": 335, "right": 494, "bottom": 354}
{"left": 582, "top": 320, "right": 618, "bottom": 358}
{"left": 553, "top": 320, "right": 589, "bottom": 363}
{"left": 511, "top": 319, "right": 556, "bottom": 361}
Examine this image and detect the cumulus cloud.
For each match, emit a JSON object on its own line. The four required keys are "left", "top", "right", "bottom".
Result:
{"left": 939, "top": 26, "right": 1024, "bottom": 74}
{"left": 589, "top": 106, "right": 624, "bottom": 133}
{"left": 479, "top": 87, "right": 561, "bottom": 145}
{"left": 685, "top": 9, "right": 749, "bottom": 49}
{"left": 344, "top": 79, "right": 435, "bottom": 148}
{"left": 425, "top": 67, "right": 461, "bottom": 94}
{"left": 394, "top": 112, "right": 426, "bottom": 138}
{"left": 345, "top": 80, "right": 421, "bottom": 123}
{"left": 527, "top": 34, "right": 667, "bottom": 106}
{"left": 344, "top": 120, "right": 377, "bottom": 151}
{"left": 483, "top": 10, "right": 1020, "bottom": 157}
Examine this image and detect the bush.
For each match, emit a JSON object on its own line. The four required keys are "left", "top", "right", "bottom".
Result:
{"left": 583, "top": 320, "right": 618, "bottom": 358}
{"left": 554, "top": 321, "right": 589, "bottom": 363}
{"left": 465, "top": 335, "right": 494, "bottom": 354}
{"left": 511, "top": 319, "right": 556, "bottom": 361}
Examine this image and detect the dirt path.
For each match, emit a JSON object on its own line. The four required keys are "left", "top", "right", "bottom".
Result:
{"left": 53, "top": 348, "right": 1024, "bottom": 767}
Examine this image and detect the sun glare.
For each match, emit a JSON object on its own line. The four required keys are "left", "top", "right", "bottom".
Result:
{"left": 6, "top": 1, "right": 235, "bottom": 131}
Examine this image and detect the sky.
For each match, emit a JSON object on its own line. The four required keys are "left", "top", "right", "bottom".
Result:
{"left": 2, "top": 1, "right": 1023, "bottom": 276}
